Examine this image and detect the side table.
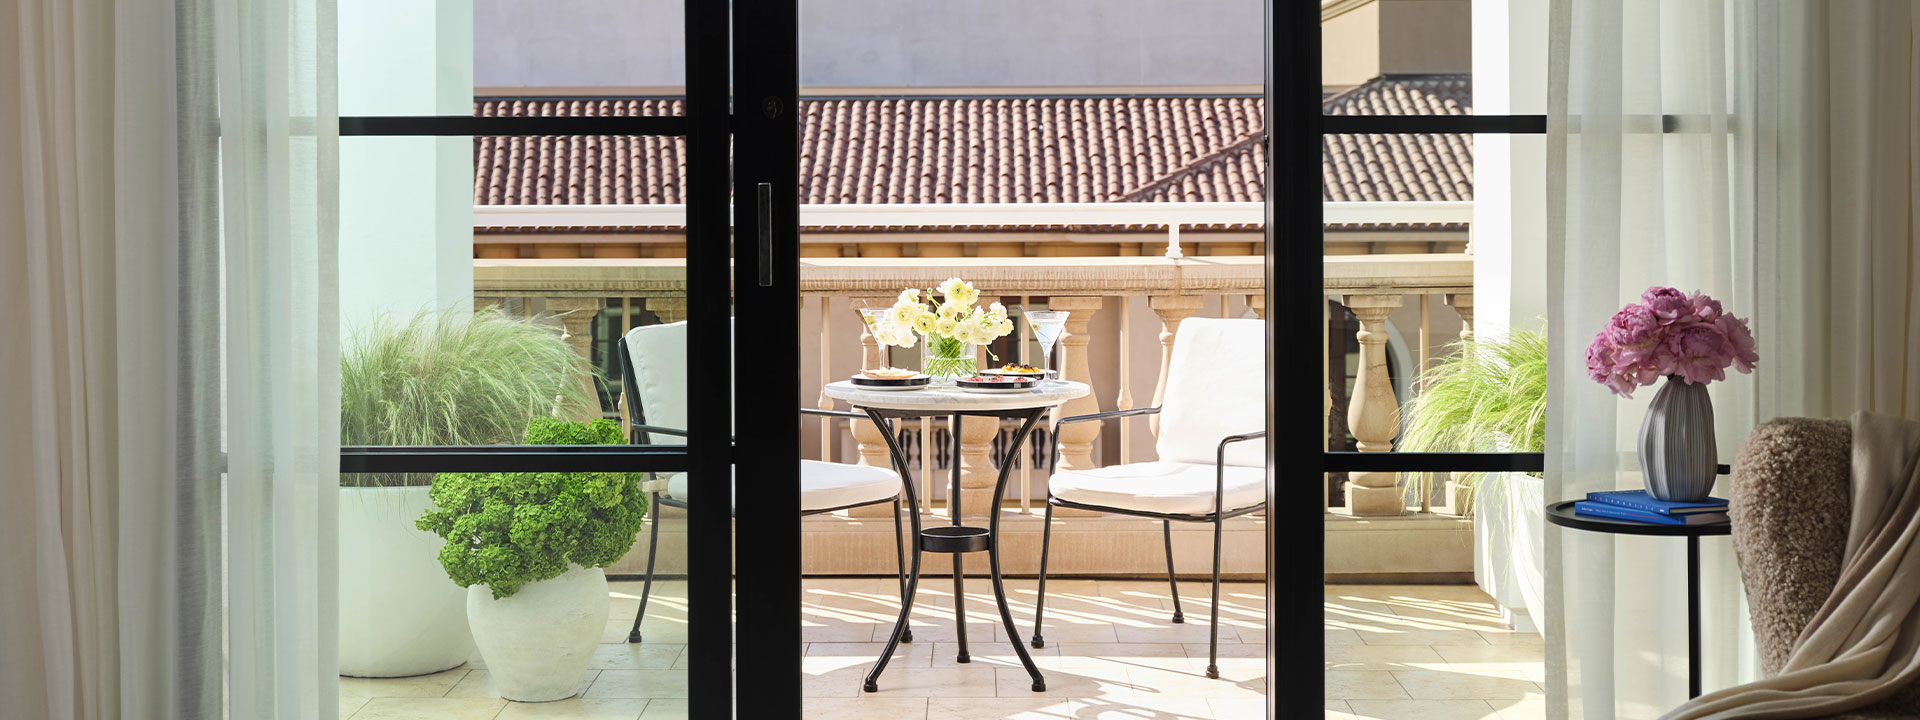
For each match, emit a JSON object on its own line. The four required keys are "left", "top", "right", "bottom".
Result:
{"left": 1545, "top": 499, "right": 1731, "bottom": 698}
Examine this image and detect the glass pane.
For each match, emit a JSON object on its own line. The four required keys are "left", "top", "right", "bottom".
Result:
{"left": 339, "top": 1, "right": 686, "bottom": 117}
{"left": 796, "top": 1, "right": 1266, "bottom": 717}
{"left": 336, "top": 130, "right": 696, "bottom": 711}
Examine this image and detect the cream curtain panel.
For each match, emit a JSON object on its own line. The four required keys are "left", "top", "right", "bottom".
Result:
{"left": 1545, "top": 0, "right": 1758, "bottom": 716}
{"left": 1, "top": 0, "right": 338, "bottom": 718}
{"left": 1548, "top": 0, "right": 1920, "bottom": 718}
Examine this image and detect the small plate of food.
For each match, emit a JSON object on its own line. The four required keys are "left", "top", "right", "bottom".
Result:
{"left": 955, "top": 375, "right": 1038, "bottom": 393}
{"left": 851, "top": 367, "right": 931, "bottom": 390}
{"left": 980, "top": 363, "right": 1049, "bottom": 379}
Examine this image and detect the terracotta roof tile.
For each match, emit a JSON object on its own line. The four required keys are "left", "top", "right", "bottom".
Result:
{"left": 473, "top": 75, "right": 1471, "bottom": 213}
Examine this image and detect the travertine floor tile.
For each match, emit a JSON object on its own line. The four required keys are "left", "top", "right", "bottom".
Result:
{"left": 1387, "top": 669, "right": 1541, "bottom": 700}
{"left": 1323, "top": 670, "right": 1411, "bottom": 701}
{"left": 494, "top": 698, "right": 649, "bottom": 720}
{"left": 347, "top": 697, "right": 506, "bottom": 720}
{"left": 926, "top": 697, "right": 1073, "bottom": 720}
{"left": 1343, "top": 699, "right": 1502, "bottom": 720}
{"left": 804, "top": 697, "right": 930, "bottom": 720}
{"left": 583, "top": 670, "right": 689, "bottom": 700}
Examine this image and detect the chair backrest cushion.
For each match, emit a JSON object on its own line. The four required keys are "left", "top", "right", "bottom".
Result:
{"left": 1730, "top": 417, "right": 1851, "bottom": 676}
{"left": 1154, "top": 317, "right": 1265, "bottom": 467}
{"left": 623, "top": 318, "right": 734, "bottom": 438}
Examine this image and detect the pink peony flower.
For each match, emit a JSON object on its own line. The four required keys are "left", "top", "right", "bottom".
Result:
{"left": 1604, "top": 305, "right": 1664, "bottom": 363}
{"left": 1667, "top": 322, "right": 1732, "bottom": 385}
{"left": 1689, "top": 292, "right": 1723, "bottom": 323}
{"left": 1587, "top": 287, "right": 1757, "bottom": 398}
{"left": 1717, "top": 315, "right": 1759, "bottom": 373}
{"left": 1642, "top": 287, "right": 1692, "bottom": 324}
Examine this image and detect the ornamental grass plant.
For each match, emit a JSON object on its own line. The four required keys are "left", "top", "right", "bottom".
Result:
{"left": 416, "top": 417, "right": 649, "bottom": 598}
{"left": 1399, "top": 327, "right": 1548, "bottom": 513}
{"left": 339, "top": 308, "right": 597, "bottom": 487}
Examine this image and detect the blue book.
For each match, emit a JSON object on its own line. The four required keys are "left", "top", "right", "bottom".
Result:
{"left": 1586, "top": 489, "right": 1728, "bottom": 516}
{"left": 1575, "top": 500, "right": 1728, "bottom": 526}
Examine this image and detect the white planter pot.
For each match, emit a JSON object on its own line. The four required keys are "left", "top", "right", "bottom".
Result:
{"left": 468, "top": 565, "right": 609, "bottom": 702}
{"left": 1472, "top": 472, "right": 1545, "bottom": 636}
{"left": 339, "top": 486, "right": 474, "bottom": 677}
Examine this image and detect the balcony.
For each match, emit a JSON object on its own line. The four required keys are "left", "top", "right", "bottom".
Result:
{"left": 469, "top": 250, "right": 1477, "bottom": 583}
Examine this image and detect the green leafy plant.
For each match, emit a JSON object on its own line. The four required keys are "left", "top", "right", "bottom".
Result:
{"left": 340, "top": 307, "right": 597, "bottom": 487}
{"left": 1399, "top": 327, "right": 1547, "bottom": 513}
{"left": 416, "top": 417, "right": 648, "bottom": 598}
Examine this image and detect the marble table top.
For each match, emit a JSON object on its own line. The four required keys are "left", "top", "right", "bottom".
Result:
{"left": 823, "top": 379, "right": 1089, "bottom": 413}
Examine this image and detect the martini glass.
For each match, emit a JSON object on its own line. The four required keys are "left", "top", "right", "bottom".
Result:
{"left": 859, "top": 307, "right": 892, "bottom": 369}
{"left": 1024, "top": 310, "right": 1069, "bottom": 385}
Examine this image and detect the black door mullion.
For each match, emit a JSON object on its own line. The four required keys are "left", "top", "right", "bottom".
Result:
{"left": 1269, "top": 0, "right": 1324, "bottom": 714}
{"left": 684, "top": 0, "right": 734, "bottom": 716}
{"left": 732, "top": 0, "right": 803, "bottom": 716}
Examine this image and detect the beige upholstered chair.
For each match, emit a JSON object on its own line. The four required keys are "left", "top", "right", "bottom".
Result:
{"left": 1729, "top": 418, "right": 1920, "bottom": 718}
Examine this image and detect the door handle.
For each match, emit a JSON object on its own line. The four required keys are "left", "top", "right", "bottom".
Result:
{"left": 756, "top": 182, "right": 773, "bottom": 288}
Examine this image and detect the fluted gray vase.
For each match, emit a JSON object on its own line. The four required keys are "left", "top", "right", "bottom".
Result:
{"left": 1638, "top": 375, "right": 1718, "bottom": 502}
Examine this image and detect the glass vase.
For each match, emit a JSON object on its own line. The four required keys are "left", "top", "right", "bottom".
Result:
{"left": 1638, "top": 375, "right": 1718, "bottom": 502}
{"left": 922, "top": 336, "right": 978, "bottom": 380}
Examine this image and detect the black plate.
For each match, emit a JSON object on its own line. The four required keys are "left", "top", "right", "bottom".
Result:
{"left": 851, "top": 374, "right": 931, "bottom": 388}
{"left": 955, "top": 376, "right": 1036, "bottom": 390}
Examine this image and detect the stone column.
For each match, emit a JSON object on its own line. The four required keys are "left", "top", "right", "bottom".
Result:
{"left": 1343, "top": 294, "right": 1405, "bottom": 516}
{"left": 1049, "top": 296, "right": 1105, "bottom": 472}
{"left": 1245, "top": 293, "right": 1265, "bottom": 319}
{"left": 1445, "top": 292, "right": 1474, "bottom": 344}
{"left": 1147, "top": 295, "right": 1204, "bottom": 437}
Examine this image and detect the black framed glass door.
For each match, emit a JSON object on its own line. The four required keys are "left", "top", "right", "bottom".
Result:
{"left": 334, "top": 0, "right": 780, "bottom": 717}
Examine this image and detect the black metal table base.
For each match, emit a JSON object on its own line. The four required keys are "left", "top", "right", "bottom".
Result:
{"left": 861, "top": 407, "right": 1049, "bottom": 693}
{"left": 1545, "top": 499, "right": 1730, "bottom": 700}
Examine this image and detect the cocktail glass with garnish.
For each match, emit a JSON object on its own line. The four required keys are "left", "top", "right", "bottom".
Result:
{"left": 1024, "top": 310, "right": 1069, "bottom": 385}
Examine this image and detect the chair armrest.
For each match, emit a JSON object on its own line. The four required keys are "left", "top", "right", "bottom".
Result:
{"left": 1213, "top": 431, "right": 1267, "bottom": 514}
{"left": 1048, "top": 407, "right": 1162, "bottom": 473}
{"left": 629, "top": 424, "right": 690, "bottom": 445}
{"left": 800, "top": 408, "right": 867, "bottom": 420}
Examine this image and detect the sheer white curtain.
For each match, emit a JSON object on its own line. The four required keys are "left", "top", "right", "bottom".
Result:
{"left": 1549, "top": 1, "right": 1920, "bottom": 717}
{"left": 1545, "top": 1, "right": 1760, "bottom": 716}
{"left": 1, "top": 0, "right": 338, "bottom": 718}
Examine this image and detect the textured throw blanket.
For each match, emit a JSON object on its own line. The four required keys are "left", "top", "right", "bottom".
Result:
{"left": 1665, "top": 412, "right": 1920, "bottom": 719}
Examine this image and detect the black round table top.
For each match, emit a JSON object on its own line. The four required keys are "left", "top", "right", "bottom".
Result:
{"left": 1546, "top": 499, "right": 1732, "bottom": 537}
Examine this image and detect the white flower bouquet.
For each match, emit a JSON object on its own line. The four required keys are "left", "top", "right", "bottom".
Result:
{"left": 872, "top": 277, "right": 1014, "bottom": 378}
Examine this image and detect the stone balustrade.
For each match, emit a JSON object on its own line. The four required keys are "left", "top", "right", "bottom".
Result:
{"left": 473, "top": 253, "right": 1474, "bottom": 519}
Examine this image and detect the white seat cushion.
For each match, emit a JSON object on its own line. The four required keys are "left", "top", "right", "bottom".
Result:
{"left": 665, "top": 460, "right": 901, "bottom": 512}
{"left": 1047, "top": 461, "right": 1265, "bottom": 516}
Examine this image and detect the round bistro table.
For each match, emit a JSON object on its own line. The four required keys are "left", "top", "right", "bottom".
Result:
{"left": 824, "top": 379, "right": 1090, "bottom": 693}
{"left": 1545, "top": 499, "right": 1732, "bottom": 698}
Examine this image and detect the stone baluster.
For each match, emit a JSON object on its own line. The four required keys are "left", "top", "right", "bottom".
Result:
{"left": 1443, "top": 292, "right": 1475, "bottom": 512}
{"left": 1046, "top": 296, "right": 1105, "bottom": 517}
{"left": 1445, "top": 292, "right": 1473, "bottom": 344}
{"left": 1147, "top": 295, "right": 1203, "bottom": 437}
{"left": 1343, "top": 294, "right": 1405, "bottom": 516}
{"left": 545, "top": 297, "right": 604, "bottom": 422}
{"left": 1049, "top": 296, "right": 1105, "bottom": 472}
{"left": 648, "top": 296, "right": 687, "bottom": 325}
{"left": 849, "top": 297, "right": 896, "bottom": 471}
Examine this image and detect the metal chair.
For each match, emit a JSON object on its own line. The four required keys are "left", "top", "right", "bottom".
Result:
{"left": 618, "top": 320, "right": 913, "bottom": 644}
{"left": 1029, "top": 318, "right": 1266, "bottom": 679}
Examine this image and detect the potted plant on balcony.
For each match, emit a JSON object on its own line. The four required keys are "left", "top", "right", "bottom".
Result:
{"left": 1400, "top": 327, "right": 1546, "bottom": 633}
{"left": 417, "top": 417, "right": 648, "bottom": 702}
{"left": 338, "top": 308, "right": 595, "bottom": 678}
